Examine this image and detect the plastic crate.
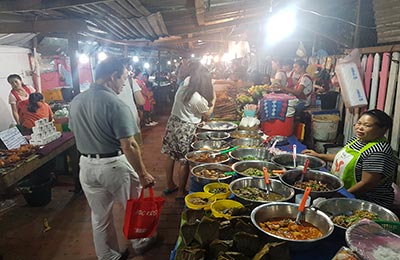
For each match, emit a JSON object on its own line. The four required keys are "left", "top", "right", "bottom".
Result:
{"left": 374, "top": 220, "right": 400, "bottom": 235}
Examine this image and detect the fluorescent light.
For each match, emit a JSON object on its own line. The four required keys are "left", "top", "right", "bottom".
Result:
{"left": 266, "top": 7, "right": 296, "bottom": 45}
{"left": 98, "top": 52, "right": 107, "bottom": 61}
{"left": 79, "top": 54, "right": 89, "bottom": 64}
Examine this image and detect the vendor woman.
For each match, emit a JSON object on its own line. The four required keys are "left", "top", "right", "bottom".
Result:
{"left": 277, "top": 60, "right": 313, "bottom": 112}
{"left": 302, "top": 109, "right": 396, "bottom": 209}
{"left": 7, "top": 74, "right": 36, "bottom": 124}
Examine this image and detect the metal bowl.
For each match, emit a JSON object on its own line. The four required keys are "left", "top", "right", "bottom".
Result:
{"left": 230, "top": 130, "right": 262, "bottom": 139}
{"left": 197, "top": 121, "right": 238, "bottom": 131}
{"left": 279, "top": 169, "right": 344, "bottom": 198}
{"left": 229, "top": 148, "right": 271, "bottom": 161}
{"left": 191, "top": 163, "right": 233, "bottom": 185}
{"left": 314, "top": 198, "right": 399, "bottom": 231}
{"left": 268, "top": 135, "right": 289, "bottom": 146}
{"left": 251, "top": 202, "right": 334, "bottom": 243}
{"left": 191, "top": 140, "right": 230, "bottom": 151}
{"left": 230, "top": 177, "right": 294, "bottom": 205}
{"left": 232, "top": 160, "right": 286, "bottom": 179}
{"left": 195, "top": 131, "right": 230, "bottom": 141}
{"left": 185, "top": 150, "right": 230, "bottom": 167}
{"left": 229, "top": 138, "right": 264, "bottom": 148}
{"left": 271, "top": 153, "right": 326, "bottom": 170}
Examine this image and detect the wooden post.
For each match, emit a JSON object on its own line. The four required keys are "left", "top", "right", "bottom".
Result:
{"left": 353, "top": 0, "right": 362, "bottom": 48}
{"left": 68, "top": 33, "right": 80, "bottom": 96}
{"left": 32, "top": 36, "right": 42, "bottom": 93}
{"left": 157, "top": 50, "right": 161, "bottom": 87}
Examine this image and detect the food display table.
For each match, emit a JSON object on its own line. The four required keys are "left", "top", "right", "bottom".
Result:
{"left": 172, "top": 135, "right": 353, "bottom": 260}
{"left": 0, "top": 132, "right": 79, "bottom": 192}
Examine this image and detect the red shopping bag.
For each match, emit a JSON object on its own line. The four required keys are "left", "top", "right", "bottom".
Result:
{"left": 123, "top": 187, "right": 165, "bottom": 239}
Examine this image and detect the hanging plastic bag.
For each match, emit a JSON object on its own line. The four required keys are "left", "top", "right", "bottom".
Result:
{"left": 296, "top": 41, "right": 307, "bottom": 57}
{"left": 123, "top": 187, "right": 165, "bottom": 239}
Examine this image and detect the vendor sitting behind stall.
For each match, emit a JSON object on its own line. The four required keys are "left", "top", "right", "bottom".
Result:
{"left": 302, "top": 109, "right": 396, "bottom": 209}
{"left": 18, "top": 93, "right": 53, "bottom": 135}
{"left": 277, "top": 60, "right": 313, "bottom": 113}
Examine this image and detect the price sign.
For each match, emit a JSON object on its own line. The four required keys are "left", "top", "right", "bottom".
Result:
{"left": 0, "top": 127, "right": 28, "bottom": 150}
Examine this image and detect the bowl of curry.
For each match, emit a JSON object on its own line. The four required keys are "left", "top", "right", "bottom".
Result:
{"left": 251, "top": 202, "right": 334, "bottom": 243}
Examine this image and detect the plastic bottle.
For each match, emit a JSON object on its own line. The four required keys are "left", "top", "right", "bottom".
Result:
{"left": 316, "top": 96, "right": 322, "bottom": 110}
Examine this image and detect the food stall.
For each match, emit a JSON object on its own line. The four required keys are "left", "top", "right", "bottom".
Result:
{"left": 171, "top": 119, "right": 399, "bottom": 260}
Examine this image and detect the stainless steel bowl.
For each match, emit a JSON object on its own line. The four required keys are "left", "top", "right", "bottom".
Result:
{"left": 229, "top": 148, "right": 271, "bottom": 161}
{"left": 230, "top": 130, "right": 262, "bottom": 139}
{"left": 197, "top": 121, "right": 238, "bottom": 131}
{"left": 191, "top": 163, "right": 233, "bottom": 185}
{"left": 314, "top": 198, "right": 399, "bottom": 231}
{"left": 251, "top": 202, "right": 334, "bottom": 243}
{"left": 185, "top": 150, "right": 230, "bottom": 167}
{"left": 195, "top": 131, "right": 230, "bottom": 141}
{"left": 229, "top": 177, "right": 295, "bottom": 204}
{"left": 191, "top": 140, "right": 230, "bottom": 151}
{"left": 269, "top": 135, "right": 289, "bottom": 146}
{"left": 272, "top": 153, "right": 326, "bottom": 170}
{"left": 229, "top": 138, "right": 263, "bottom": 148}
{"left": 279, "top": 169, "right": 344, "bottom": 198}
{"left": 232, "top": 160, "right": 285, "bottom": 178}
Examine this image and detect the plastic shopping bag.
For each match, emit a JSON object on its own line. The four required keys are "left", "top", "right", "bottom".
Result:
{"left": 123, "top": 187, "right": 165, "bottom": 239}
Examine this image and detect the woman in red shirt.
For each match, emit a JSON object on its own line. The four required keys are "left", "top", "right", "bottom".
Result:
{"left": 19, "top": 93, "right": 53, "bottom": 135}
{"left": 7, "top": 74, "right": 36, "bottom": 124}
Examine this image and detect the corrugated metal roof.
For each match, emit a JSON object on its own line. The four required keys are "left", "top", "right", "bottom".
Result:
{"left": 0, "top": 33, "right": 36, "bottom": 47}
{"left": 374, "top": 0, "right": 400, "bottom": 44}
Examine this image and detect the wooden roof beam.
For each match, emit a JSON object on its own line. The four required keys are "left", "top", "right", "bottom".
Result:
{"left": 195, "top": 0, "right": 205, "bottom": 26}
{"left": 0, "top": 19, "right": 87, "bottom": 34}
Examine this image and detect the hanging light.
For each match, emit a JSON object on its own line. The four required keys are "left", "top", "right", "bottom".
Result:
{"left": 144, "top": 62, "right": 150, "bottom": 69}
{"left": 132, "top": 56, "right": 139, "bottom": 62}
{"left": 167, "top": 60, "right": 172, "bottom": 65}
{"left": 98, "top": 51, "right": 107, "bottom": 61}
{"left": 78, "top": 53, "right": 90, "bottom": 64}
{"left": 266, "top": 6, "right": 296, "bottom": 45}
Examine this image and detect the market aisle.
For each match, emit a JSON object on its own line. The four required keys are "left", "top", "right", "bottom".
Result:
{"left": 0, "top": 112, "right": 184, "bottom": 260}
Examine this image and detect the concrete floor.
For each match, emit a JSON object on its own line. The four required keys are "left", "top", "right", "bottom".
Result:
{"left": 0, "top": 113, "right": 184, "bottom": 260}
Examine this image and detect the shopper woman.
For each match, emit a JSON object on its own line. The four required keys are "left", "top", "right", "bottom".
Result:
{"left": 7, "top": 74, "right": 36, "bottom": 124}
{"left": 302, "top": 109, "right": 396, "bottom": 209}
{"left": 18, "top": 93, "right": 53, "bottom": 135}
{"left": 161, "top": 62, "right": 216, "bottom": 199}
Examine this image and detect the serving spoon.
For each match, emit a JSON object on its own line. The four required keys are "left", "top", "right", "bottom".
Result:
{"left": 295, "top": 187, "right": 312, "bottom": 225}
{"left": 209, "top": 146, "right": 238, "bottom": 158}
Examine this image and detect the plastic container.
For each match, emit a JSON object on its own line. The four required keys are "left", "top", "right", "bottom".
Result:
{"left": 211, "top": 200, "right": 244, "bottom": 219}
{"left": 312, "top": 114, "right": 340, "bottom": 141}
{"left": 184, "top": 192, "right": 216, "bottom": 210}
{"left": 261, "top": 116, "right": 294, "bottom": 136}
{"left": 203, "top": 183, "right": 231, "bottom": 200}
{"left": 17, "top": 176, "right": 53, "bottom": 207}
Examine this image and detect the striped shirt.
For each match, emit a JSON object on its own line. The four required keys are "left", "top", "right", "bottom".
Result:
{"left": 347, "top": 137, "right": 395, "bottom": 208}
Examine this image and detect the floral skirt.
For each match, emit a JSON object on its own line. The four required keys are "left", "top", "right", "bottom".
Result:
{"left": 161, "top": 115, "right": 197, "bottom": 161}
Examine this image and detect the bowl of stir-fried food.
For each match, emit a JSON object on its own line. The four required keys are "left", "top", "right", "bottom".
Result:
{"left": 314, "top": 198, "right": 399, "bottom": 230}
{"left": 229, "top": 148, "right": 271, "bottom": 161}
{"left": 251, "top": 202, "right": 334, "bottom": 244}
{"left": 230, "top": 177, "right": 294, "bottom": 205}
{"left": 279, "top": 169, "right": 343, "bottom": 198}
{"left": 185, "top": 150, "right": 230, "bottom": 167}
{"left": 191, "top": 163, "right": 233, "bottom": 184}
{"left": 232, "top": 160, "right": 285, "bottom": 179}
